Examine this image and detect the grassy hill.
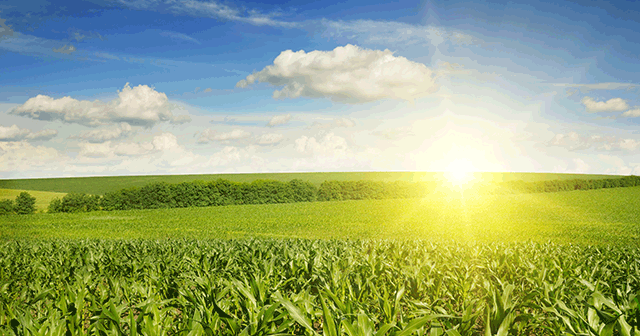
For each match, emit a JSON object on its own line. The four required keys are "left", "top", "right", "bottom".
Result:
{"left": 0, "top": 171, "right": 618, "bottom": 195}
{"left": 0, "top": 189, "right": 67, "bottom": 212}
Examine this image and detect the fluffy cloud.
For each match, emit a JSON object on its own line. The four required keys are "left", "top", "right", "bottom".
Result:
{"left": 256, "top": 133, "right": 283, "bottom": 145}
{"left": 310, "top": 118, "right": 356, "bottom": 129}
{"left": 0, "top": 141, "right": 62, "bottom": 173}
{"left": 237, "top": 44, "right": 438, "bottom": 103}
{"left": 78, "top": 132, "right": 181, "bottom": 158}
{"left": 621, "top": 108, "right": 640, "bottom": 117}
{"left": 11, "top": 83, "right": 180, "bottom": 127}
{"left": 267, "top": 114, "right": 291, "bottom": 127}
{"left": 597, "top": 155, "right": 640, "bottom": 175}
{"left": 549, "top": 132, "right": 640, "bottom": 151}
{"left": 295, "top": 133, "right": 348, "bottom": 157}
{"left": 581, "top": 97, "right": 629, "bottom": 113}
{"left": 27, "top": 129, "right": 59, "bottom": 141}
{"left": 0, "top": 125, "right": 30, "bottom": 141}
{"left": 0, "top": 124, "right": 58, "bottom": 141}
{"left": 198, "top": 129, "right": 251, "bottom": 143}
{"left": 71, "top": 123, "right": 134, "bottom": 143}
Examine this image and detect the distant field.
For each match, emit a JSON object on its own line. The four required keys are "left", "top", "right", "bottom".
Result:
{"left": 2, "top": 186, "right": 638, "bottom": 246}
{"left": 0, "top": 189, "right": 67, "bottom": 212}
{"left": 0, "top": 171, "right": 618, "bottom": 195}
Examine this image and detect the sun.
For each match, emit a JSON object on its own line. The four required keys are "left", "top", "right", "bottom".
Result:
{"left": 443, "top": 159, "right": 476, "bottom": 188}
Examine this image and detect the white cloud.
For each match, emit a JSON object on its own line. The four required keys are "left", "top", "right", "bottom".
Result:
{"left": 79, "top": 142, "right": 115, "bottom": 158}
{"left": 598, "top": 154, "right": 640, "bottom": 175}
{"left": 0, "top": 124, "right": 30, "bottom": 141}
{"left": 26, "top": 129, "right": 58, "bottom": 141}
{"left": 237, "top": 44, "right": 438, "bottom": 103}
{"left": 11, "top": 83, "right": 179, "bottom": 127}
{"left": 267, "top": 114, "right": 292, "bottom": 127}
{"left": 113, "top": 142, "right": 155, "bottom": 156}
{"left": 198, "top": 128, "right": 251, "bottom": 143}
{"left": 78, "top": 132, "right": 181, "bottom": 158}
{"left": 52, "top": 44, "right": 76, "bottom": 54}
{"left": 572, "top": 158, "right": 590, "bottom": 173}
{"left": 71, "top": 123, "right": 134, "bottom": 143}
{"left": 0, "top": 141, "right": 62, "bottom": 173}
{"left": 295, "top": 133, "right": 348, "bottom": 157}
{"left": 621, "top": 108, "right": 640, "bottom": 117}
{"left": 0, "top": 124, "right": 58, "bottom": 141}
{"left": 152, "top": 132, "right": 181, "bottom": 150}
{"left": 310, "top": 117, "right": 356, "bottom": 129}
{"left": 256, "top": 133, "right": 283, "bottom": 145}
{"left": 581, "top": 96, "right": 629, "bottom": 113}
{"left": 549, "top": 131, "right": 640, "bottom": 151}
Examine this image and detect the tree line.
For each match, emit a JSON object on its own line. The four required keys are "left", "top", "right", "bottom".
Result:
{"left": 496, "top": 175, "right": 640, "bottom": 194}
{"left": 3, "top": 175, "right": 640, "bottom": 215}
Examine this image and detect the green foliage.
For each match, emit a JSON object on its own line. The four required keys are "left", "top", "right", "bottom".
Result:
{"left": 318, "top": 180, "right": 436, "bottom": 201}
{"left": 14, "top": 191, "right": 36, "bottom": 215}
{"left": 49, "top": 193, "right": 101, "bottom": 213}
{"left": 0, "top": 199, "right": 14, "bottom": 215}
{"left": 99, "top": 178, "right": 318, "bottom": 211}
{"left": 47, "top": 197, "right": 62, "bottom": 213}
{"left": 498, "top": 175, "right": 640, "bottom": 194}
{"left": 1, "top": 239, "right": 639, "bottom": 335}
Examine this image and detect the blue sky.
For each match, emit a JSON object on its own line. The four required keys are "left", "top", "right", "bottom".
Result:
{"left": 1, "top": 0, "right": 640, "bottom": 178}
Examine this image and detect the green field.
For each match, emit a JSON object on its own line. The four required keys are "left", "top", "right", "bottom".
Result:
{"left": 0, "top": 171, "right": 616, "bottom": 195}
{"left": 0, "top": 189, "right": 67, "bottom": 212}
{"left": 2, "top": 186, "right": 639, "bottom": 245}
{"left": 2, "top": 175, "right": 640, "bottom": 335}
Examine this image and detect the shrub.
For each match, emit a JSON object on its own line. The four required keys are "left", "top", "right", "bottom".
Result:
{"left": 48, "top": 198, "right": 62, "bottom": 213}
{"left": 0, "top": 199, "right": 14, "bottom": 215}
{"left": 14, "top": 192, "right": 36, "bottom": 215}
{"left": 52, "top": 193, "right": 102, "bottom": 213}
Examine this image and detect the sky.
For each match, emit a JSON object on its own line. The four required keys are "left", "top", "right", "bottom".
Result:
{"left": 1, "top": 0, "right": 640, "bottom": 178}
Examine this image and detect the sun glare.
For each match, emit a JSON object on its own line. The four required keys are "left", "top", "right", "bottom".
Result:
{"left": 443, "top": 159, "right": 476, "bottom": 188}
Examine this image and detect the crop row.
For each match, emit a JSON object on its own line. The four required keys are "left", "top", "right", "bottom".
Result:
{"left": 1, "top": 239, "right": 638, "bottom": 335}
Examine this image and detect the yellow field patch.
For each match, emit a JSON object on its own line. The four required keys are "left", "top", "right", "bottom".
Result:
{"left": 0, "top": 189, "right": 67, "bottom": 212}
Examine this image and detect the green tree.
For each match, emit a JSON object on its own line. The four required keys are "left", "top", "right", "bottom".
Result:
{"left": 14, "top": 192, "right": 36, "bottom": 215}
{"left": 48, "top": 197, "right": 62, "bottom": 213}
{"left": 0, "top": 199, "right": 14, "bottom": 215}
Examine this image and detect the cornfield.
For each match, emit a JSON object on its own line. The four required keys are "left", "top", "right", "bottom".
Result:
{"left": 1, "top": 238, "right": 638, "bottom": 335}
